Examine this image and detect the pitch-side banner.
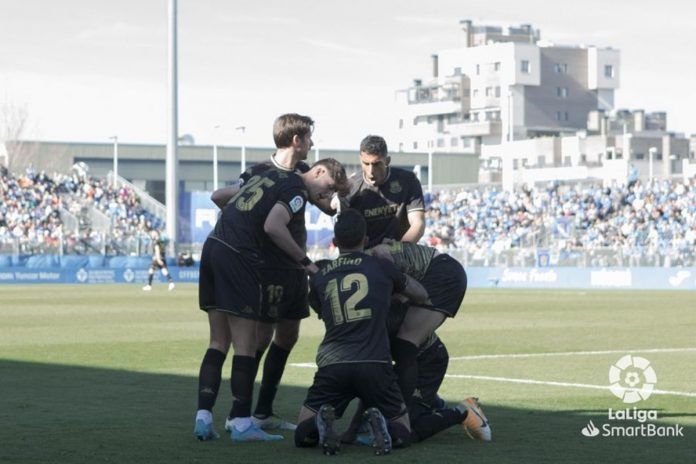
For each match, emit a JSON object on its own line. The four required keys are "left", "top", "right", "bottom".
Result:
{"left": 177, "top": 190, "right": 334, "bottom": 247}
{"left": 1, "top": 266, "right": 695, "bottom": 289}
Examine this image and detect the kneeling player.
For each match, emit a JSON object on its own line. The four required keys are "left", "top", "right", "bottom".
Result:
{"left": 295, "top": 210, "right": 428, "bottom": 455}
{"left": 375, "top": 241, "right": 491, "bottom": 441}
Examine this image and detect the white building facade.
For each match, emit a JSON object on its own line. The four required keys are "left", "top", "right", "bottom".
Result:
{"left": 396, "top": 21, "right": 620, "bottom": 155}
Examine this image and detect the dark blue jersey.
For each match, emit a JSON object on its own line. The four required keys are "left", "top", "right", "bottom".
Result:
{"left": 212, "top": 168, "right": 308, "bottom": 269}
{"left": 345, "top": 167, "right": 424, "bottom": 248}
{"left": 309, "top": 252, "right": 407, "bottom": 367}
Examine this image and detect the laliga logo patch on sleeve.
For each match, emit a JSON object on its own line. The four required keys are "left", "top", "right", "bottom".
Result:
{"left": 289, "top": 195, "right": 305, "bottom": 213}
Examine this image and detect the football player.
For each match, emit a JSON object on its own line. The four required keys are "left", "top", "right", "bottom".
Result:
{"left": 295, "top": 209, "right": 428, "bottom": 455}
{"left": 340, "top": 135, "right": 425, "bottom": 247}
{"left": 142, "top": 229, "right": 174, "bottom": 291}
{"left": 194, "top": 114, "right": 348, "bottom": 442}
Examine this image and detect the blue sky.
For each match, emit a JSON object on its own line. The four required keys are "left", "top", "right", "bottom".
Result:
{"left": 1, "top": 0, "right": 694, "bottom": 150}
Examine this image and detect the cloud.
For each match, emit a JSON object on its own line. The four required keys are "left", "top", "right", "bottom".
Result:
{"left": 302, "top": 39, "right": 384, "bottom": 57}
{"left": 73, "top": 21, "right": 157, "bottom": 41}
{"left": 217, "top": 14, "right": 299, "bottom": 25}
{"left": 394, "top": 16, "right": 454, "bottom": 25}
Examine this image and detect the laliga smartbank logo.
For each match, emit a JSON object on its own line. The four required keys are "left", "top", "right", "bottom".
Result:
{"left": 580, "top": 355, "right": 684, "bottom": 439}
{"left": 609, "top": 354, "right": 657, "bottom": 403}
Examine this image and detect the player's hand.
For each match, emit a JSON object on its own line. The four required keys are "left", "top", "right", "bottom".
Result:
{"left": 329, "top": 192, "right": 341, "bottom": 212}
{"left": 371, "top": 244, "right": 394, "bottom": 262}
{"left": 305, "top": 262, "right": 319, "bottom": 276}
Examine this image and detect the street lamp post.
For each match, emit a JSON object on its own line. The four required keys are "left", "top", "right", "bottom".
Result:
{"left": 648, "top": 147, "right": 657, "bottom": 182}
{"left": 236, "top": 126, "right": 246, "bottom": 174}
{"left": 109, "top": 135, "right": 118, "bottom": 189}
{"left": 212, "top": 124, "right": 220, "bottom": 190}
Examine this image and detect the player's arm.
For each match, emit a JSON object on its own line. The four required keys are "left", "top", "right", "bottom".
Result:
{"left": 401, "top": 274, "right": 428, "bottom": 305}
{"left": 401, "top": 210, "right": 425, "bottom": 243}
{"left": 263, "top": 203, "right": 319, "bottom": 274}
{"left": 210, "top": 180, "right": 243, "bottom": 209}
{"left": 400, "top": 176, "right": 426, "bottom": 243}
{"left": 380, "top": 258, "right": 428, "bottom": 304}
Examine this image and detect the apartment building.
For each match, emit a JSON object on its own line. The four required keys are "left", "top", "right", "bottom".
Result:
{"left": 395, "top": 20, "right": 620, "bottom": 156}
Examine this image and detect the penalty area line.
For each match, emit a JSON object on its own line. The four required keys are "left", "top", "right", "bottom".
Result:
{"left": 445, "top": 374, "right": 696, "bottom": 398}
{"left": 449, "top": 347, "right": 696, "bottom": 361}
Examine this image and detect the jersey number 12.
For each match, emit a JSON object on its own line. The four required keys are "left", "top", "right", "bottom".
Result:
{"left": 325, "top": 273, "right": 372, "bottom": 325}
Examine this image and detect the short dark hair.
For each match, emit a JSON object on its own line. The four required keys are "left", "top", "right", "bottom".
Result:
{"left": 333, "top": 209, "right": 366, "bottom": 249}
{"left": 359, "top": 135, "right": 388, "bottom": 158}
{"left": 312, "top": 158, "right": 350, "bottom": 196}
{"left": 273, "top": 113, "right": 314, "bottom": 148}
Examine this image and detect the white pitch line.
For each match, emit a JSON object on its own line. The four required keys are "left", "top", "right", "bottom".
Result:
{"left": 449, "top": 347, "right": 696, "bottom": 361}
{"left": 445, "top": 374, "right": 696, "bottom": 398}
{"left": 290, "top": 362, "right": 317, "bottom": 369}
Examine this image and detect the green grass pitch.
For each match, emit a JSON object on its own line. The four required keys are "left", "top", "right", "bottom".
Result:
{"left": 1, "top": 285, "right": 695, "bottom": 463}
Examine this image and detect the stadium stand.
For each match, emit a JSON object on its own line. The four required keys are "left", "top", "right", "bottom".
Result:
{"left": 422, "top": 178, "right": 696, "bottom": 267}
{"left": 0, "top": 166, "right": 163, "bottom": 257}
{"left": 2, "top": 165, "right": 694, "bottom": 267}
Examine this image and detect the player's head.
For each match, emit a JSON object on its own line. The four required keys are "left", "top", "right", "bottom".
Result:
{"left": 149, "top": 229, "right": 160, "bottom": 240}
{"left": 359, "top": 135, "right": 390, "bottom": 186}
{"left": 304, "top": 158, "right": 350, "bottom": 203}
{"left": 333, "top": 208, "right": 367, "bottom": 251}
{"left": 273, "top": 113, "right": 314, "bottom": 158}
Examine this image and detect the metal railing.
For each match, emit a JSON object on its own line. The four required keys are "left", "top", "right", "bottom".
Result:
{"left": 0, "top": 237, "right": 693, "bottom": 267}
{"left": 58, "top": 206, "right": 79, "bottom": 234}
{"left": 107, "top": 171, "right": 166, "bottom": 225}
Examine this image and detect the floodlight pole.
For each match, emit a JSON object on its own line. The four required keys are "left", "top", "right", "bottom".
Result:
{"left": 648, "top": 147, "right": 656, "bottom": 183}
{"left": 213, "top": 124, "right": 220, "bottom": 190}
{"left": 109, "top": 135, "right": 118, "bottom": 189}
{"left": 166, "top": 0, "right": 179, "bottom": 252}
{"left": 236, "top": 126, "right": 246, "bottom": 174}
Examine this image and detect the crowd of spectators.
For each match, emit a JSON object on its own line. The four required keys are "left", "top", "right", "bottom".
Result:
{"left": 3, "top": 163, "right": 695, "bottom": 266}
{"left": 0, "top": 165, "right": 163, "bottom": 255}
{"left": 421, "top": 178, "right": 696, "bottom": 267}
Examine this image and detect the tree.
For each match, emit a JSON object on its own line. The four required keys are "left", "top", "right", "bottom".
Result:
{"left": 0, "top": 96, "right": 36, "bottom": 172}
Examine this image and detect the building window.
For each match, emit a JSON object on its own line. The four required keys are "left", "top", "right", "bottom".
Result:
{"left": 494, "top": 62, "right": 501, "bottom": 71}
{"left": 556, "top": 87, "right": 568, "bottom": 98}
{"left": 413, "top": 141, "right": 418, "bottom": 150}
{"left": 556, "top": 111, "right": 569, "bottom": 121}
{"left": 521, "top": 60, "right": 530, "bottom": 73}
{"left": 398, "top": 119, "right": 404, "bottom": 129}
{"left": 485, "top": 87, "right": 492, "bottom": 97}
{"left": 451, "top": 137, "right": 459, "bottom": 147}
{"left": 472, "top": 89, "right": 479, "bottom": 97}
{"left": 462, "top": 138, "right": 472, "bottom": 148}
{"left": 554, "top": 63, "right": 568, "bottom": 74}
{"left": 476, "top": 64, "right": 480, "bottom": 75}
{"left": 471, "top": 112, "right": 479, "bottom": 122}
{"left": 437, "top": 139, "right": 445, "bottom": 148}
{"left": 604, "top": 65, "right": 614, "bottom": 78}
{"left": 635, "top": 152, "right": 645, "bottom": 160}
{"left": 495, "top": 86, "right": 501, "bottom": 98}
{"left": 454, "top": 66, "right": 462, "bottom": 75}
